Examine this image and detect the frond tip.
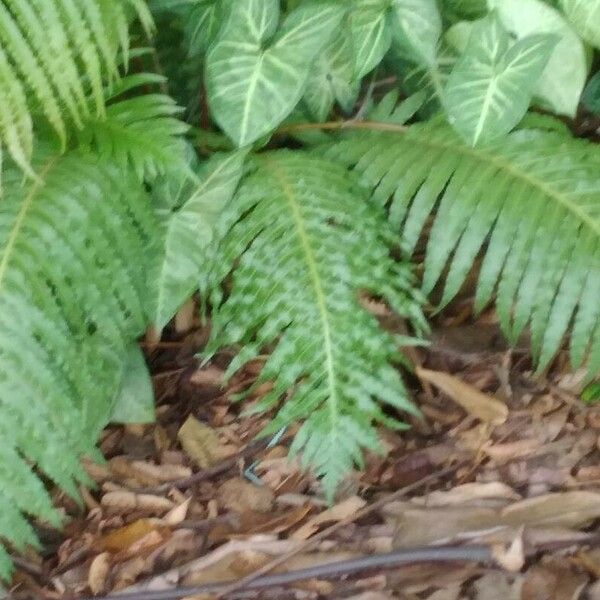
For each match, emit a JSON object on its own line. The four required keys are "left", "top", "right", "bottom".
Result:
{"left": 204, "top": 151, "right": 426, "bottom": 496}
{"left": 321, "top": 121, "right": 600, "bottom": 374}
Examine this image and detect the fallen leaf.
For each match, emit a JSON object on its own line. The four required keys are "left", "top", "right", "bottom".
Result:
{"left": 177, "top": 415, "right": 222, "bottom": 468}
{"left": 292, "top": 496, "right": 366, "bottom": 540}
{"left": 417, "top": 367, "right": 508, "bottom": 424}
{"left": 501, "top": 492, "right": 600, "bottom": 529}
{"left": 473, "top": 572, "right": 521, "bottom": 600}
{"left": 163, "top": 497, "right": 191, "bottom": 526}
{"left": 101, "top": 491, "right": 175, "bottom": 515}
{"left": 217, "top": 478, "right": 274, "bottom": 514}
{"left": 420, "top": 482, "right": 520, "bottom": 507}
{"left": 88, "top": 552, "right": 110, "bottom": 595}
{"left": 98, "top": 519, "right": 163, "bottom": 553}
{"left": 493, "top": 530, "right": 525, "bottom": 572}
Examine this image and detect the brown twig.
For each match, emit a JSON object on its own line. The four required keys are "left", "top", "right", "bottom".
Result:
{"left": 81, "top": 544, "right": 492, "bottom": 600}
{"left": 127, "top": 438, "right": 270, "bottom": 494}
{"left": 214, "top": 463, "right": 461, "bottom": 598}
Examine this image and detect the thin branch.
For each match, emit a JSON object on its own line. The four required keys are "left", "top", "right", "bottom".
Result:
{"left": 275, "top": 120, "right": 409, "bottom": 135}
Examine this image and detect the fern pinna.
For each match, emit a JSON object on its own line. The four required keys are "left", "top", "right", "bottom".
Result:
{"left": 202, "top": 151, "right": 426, "bottom": 495}
{"left": 317, "top": 119, "right": 600, "bottom": 373}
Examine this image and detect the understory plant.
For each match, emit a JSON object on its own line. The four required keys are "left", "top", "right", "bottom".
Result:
{"left": 0, "top": 0, "right": 599, "bottom": 577}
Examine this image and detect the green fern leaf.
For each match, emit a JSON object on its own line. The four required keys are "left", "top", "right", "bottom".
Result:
{"left": 204, "top": 151, "right": 425, "bottom": 495}
{"left": 76, "top": 74, "right": 190, "bottom": 180}
{"left": 0, "top": 147, "right": 157, "bottom": 576}
{"left": 0, "top": 0, "right": 151, "bottom": 172}
{"left": 444, "top": 13, "right": 556, "bottom": 145}
{"left": 321, "top": 121, "right": 600, "bottom": 372}
{"left": 152, "top": 150, "right": 248, "bottom": 330}
{"left": 205, "top": 0, "right": 344, "bottom": 147}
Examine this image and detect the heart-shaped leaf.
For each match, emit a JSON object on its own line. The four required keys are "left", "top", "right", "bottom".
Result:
{"left": 445, "top": 13, "right": 556, "bottom": 145}
{"left": 488, "top": 0, "right": 588, "bottom": 117}
{"left": 152, "top": 150, "right": 248, "bottom": 329}
{"left": 205, "top": 0, "right": 344, "bottom": 146}
{"left": 560, "top": 0, "right": 600, "bottom": 49}
{"left": 391, "top": 0, "right": 442, "bottom": 67}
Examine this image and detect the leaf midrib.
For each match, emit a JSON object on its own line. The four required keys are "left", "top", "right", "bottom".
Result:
{"left": 281, "top": 120, "right": 600, "bottom": 238}
{"left": 0, "top": 160, "right": 55, "bottom": 292}
{"left": 263, "top": 156, "right": 339, "bottom": 433}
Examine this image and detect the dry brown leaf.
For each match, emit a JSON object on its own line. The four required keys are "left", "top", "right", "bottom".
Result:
{"left": 163, "top": 497, "right": 191, "bottom": 526}
{"left": 177, "top": 415, "right": 222, "bottom": 468}
{"left": 98, "top": 519, "right": 162, "bottom": 553}
{"left": 522, "top": 562, "right": 587, "bottom": 600}
{"left": 392, "top": 505, "right": 501, "bottom": 547}
{"left": 420, "top": 482, "right": 520, "bottom": 507}
{"left": 292, "top": 496, "right": 366, "bottom": 540}
{"left": 417, "top": 367, "right": 508, "bottom": 424}
{"left": 130, "top": 461, "right": 192, "bottom": 483}
{"left": 217, "top": 478, "right": 275, "bottom": 514}
{"left": 484, "top": 439, "right": 542, "bottom": 462}
{"left": 473, "top": 572, "right": 521, "bottom": 600}
{"left": 492, "top": 530, "right": 525, "bottom": 572}
{"left": 101, "top": 491, "right": 175, "bottom": 514}
{"left": 501, "top": 492, "right": 600, "bottom": 529}
{"left": 88, "top": 552, "right": 111, "bottom": 595}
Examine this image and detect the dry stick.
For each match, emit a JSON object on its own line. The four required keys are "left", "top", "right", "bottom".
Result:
{"left": 276, "top": 119, "right": 408, "bottom": 135}
{"left": 214, "top": 463, "right": 461, "bottom": 599}
{"left": 83, "top": 545, "right": 492, "bottom": 600}
{"left": 129, "top": 438, "right": 269, "bottom": 495}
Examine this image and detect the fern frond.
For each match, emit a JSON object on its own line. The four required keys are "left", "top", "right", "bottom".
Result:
{"left": 0, "top": 0, "right": 151, "bottom": 172}
{"left": 321, "top": 121, "right": 600, "bottom": 372}
{"left": 204, "top": 151, "right": 425, "bottom": 495}
{"left": 0, "top": 147, "right": 157, "bottom": 576}
{"left": 76, "top": 74, "right": 190, "bottom": 180}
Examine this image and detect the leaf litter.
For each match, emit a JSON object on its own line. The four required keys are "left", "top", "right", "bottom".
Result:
{"left": 6, "top": 311, "right": 600, "bottom": 600}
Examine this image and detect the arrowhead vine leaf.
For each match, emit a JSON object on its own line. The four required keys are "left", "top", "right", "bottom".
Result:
{"left": 205, "top": 0, "right": 345, "bottom": 146}
{"left": 152, "top": 150, "right": 247, "bottom": 330}
{"left": 560, "top": 0, "right": 600, "bottom": 49}
{"left": 444, "top": 13, "right": 556, "bottom": 145}
{"left": 203, "top": 151, "right": 426, "bottom": 496}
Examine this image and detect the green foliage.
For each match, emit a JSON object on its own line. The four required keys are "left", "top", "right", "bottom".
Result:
{"left": 487, "top": 0, "right": 588, "bottom": 117}
{"left": 202, "top": 151, "right": 425, "bottom": 495}
{"left": 0, "top": 0, "right": 152, "bottom": 174}
{"left": 151, "top": 150, "right": 248, "bottom": 330}
{"left": 444, "top": 13, "right": 556, "bottom": 145}
{"left": 320, "top": 121, "right": 600, "bottom": 372}
{"left": 205, "top": 0, "right": 345, "bottom": 146}
{"left": 1, "top": 0, "right": 600, "bottom": 577}
{"left": 560, "top": 0, "right": 600, "bottom": 49}
{"left": 0, "top": 147, "right": 158, "bottom": 578}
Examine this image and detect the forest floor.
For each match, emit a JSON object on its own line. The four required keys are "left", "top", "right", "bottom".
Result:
{"left": 8, "top": 301, "right": 600, "bottom": 600}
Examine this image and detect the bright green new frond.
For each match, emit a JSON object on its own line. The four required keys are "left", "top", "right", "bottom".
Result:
{"left": 204, "top": 151, "right": 425, "bottom": 495}
{"left": 76, "top": 74, "right": 190, "bottom": 180}
{"left": 0, "top": 0, "right": 149, "bottom": 172}
{"left": 0, "top": 147, "right": 157, "bottom": 576}
{"left": 321, "top": 121, "right": 600, "bottom": 373}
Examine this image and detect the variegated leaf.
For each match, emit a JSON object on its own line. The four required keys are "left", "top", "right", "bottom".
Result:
{"left": 488, "top": 0, "right": 588, "bottom": 117}
{"left": 205, "top": 0, "right": 344, "bottom": 146}
{"left": 560, "top": 0, "right": 600, "bottom": 49}
{"left": 349, "top": 0, "right": 392, "bottom": 78}
{"left": 391, "top": 0, "right": 442, "bottom": 67}
{"left": 444, "top": 13, "right": 556, "bottom": 145}
{"left": 152, "top": 150, "right": 247, "bottom": 329}
{"left": 303, "top": 28, "right": 359, "bottom": 121}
